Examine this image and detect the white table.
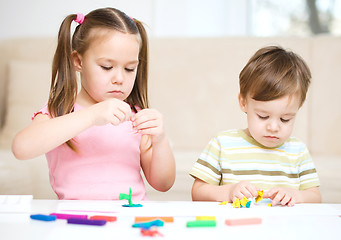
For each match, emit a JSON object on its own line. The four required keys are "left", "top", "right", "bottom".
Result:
{"left": 0, "top": 198, "right": 341, "bottom": 239}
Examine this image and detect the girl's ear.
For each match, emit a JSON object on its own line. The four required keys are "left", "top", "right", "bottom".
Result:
{"left": 72, "top": 51, "right": 82, "bottom": 72}
{"left": 238, "top": 93, "right": 247, "bottom": 113}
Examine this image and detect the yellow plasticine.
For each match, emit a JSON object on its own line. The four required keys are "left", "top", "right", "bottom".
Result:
{"left": 219, "top": 201, "right": 229, "bottom": 205}
{"left": 232, "top": 198, "right": 241, "bottom": 208}
{"left": 196, "top": 216, "right": 216, "bottom": 221}
{"left": 240, "top": 196, "right": 249, "bottom": 207}
{"left": 255, "top": 190, "right": 264, "bottom": 203}
{"left": 267, "top": 203, "right": 272, "bottom": 207}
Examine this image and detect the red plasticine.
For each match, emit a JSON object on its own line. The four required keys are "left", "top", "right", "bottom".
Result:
{"left": 225, "top": 218, "right": 262, "bottom": 226}
{"left": 89, "top": 215, "right": 117, "bottom": 222}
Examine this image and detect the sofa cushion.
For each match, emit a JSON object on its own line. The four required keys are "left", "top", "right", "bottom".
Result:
{"left": 0, "top": 60, "right": 51, "bottom": 148}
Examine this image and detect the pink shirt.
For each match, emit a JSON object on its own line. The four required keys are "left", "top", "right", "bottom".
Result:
{"left": 34, "top": 104, "right": 147, "bottom": 200}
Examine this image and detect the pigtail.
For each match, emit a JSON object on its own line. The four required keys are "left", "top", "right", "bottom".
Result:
{"left": 126, "top": 19, "right": 149, "bottom": 112}
{"left": 48, "top": 14, "right": 78, "bottom": 150}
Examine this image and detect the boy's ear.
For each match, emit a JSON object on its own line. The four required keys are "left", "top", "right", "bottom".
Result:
{"left": 238, "top": 93, "right": 247, "bottom": 113}
{"left": 72, "top": 51, "right": 82, "bottom": 72}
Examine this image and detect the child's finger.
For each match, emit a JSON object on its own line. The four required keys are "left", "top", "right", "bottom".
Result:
{"left": 280, "top": 194, "right": 291, "bottom": 206}
{"left": 272, "top": 191, "right": 284, "bottom": 206}
{"left": 246, "top": 185, "right": 259, "bottom": 198}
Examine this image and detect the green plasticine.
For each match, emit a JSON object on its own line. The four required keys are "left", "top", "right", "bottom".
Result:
{"left": 186, "top": 220, "right": 216, "bottom": 227}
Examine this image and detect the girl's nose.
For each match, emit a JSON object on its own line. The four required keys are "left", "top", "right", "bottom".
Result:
{"left": 112, "top": 68, "right": 124, "bottom": 84}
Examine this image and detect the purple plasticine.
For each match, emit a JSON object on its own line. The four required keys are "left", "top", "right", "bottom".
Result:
{"left": 67, "top": 218, "right": 107, "bottom": 226}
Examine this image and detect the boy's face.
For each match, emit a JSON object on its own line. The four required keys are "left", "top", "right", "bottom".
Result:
{"left": 239, "top": 94, "right": 301, "bottom": 148}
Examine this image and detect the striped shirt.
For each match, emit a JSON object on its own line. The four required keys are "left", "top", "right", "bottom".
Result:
{"left": 189, "top": 129, "right": 320, "bottom": 190}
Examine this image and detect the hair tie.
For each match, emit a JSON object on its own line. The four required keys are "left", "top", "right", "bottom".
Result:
{"left": 74, "top": 13, "right": 85, "bottom": 24}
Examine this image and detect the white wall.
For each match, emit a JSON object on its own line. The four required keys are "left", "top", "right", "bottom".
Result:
{"left": 0, "top": 0, "right": 249, "bottom": 40}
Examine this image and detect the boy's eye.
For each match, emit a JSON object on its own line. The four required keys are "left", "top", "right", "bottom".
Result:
{"left": 257, "top": 115, "right": 269, "bottom": 120}
{"left": 281, "top": 118, "right": 290, "bottom": 123}
{"left": 101, "top": 66, "right": 112, "bottom": 71}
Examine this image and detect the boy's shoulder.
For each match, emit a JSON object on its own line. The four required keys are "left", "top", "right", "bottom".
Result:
{"left": 282, "top": 136, "right": 309, "bottom": 152}
{"left": 215, "top": 129, "right": 240, "bottom": 138}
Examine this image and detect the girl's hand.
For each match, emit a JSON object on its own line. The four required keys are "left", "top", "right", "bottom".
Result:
{"left": 229, "top": 181, "right": 259, "bottom": 202}
{"left": 131, "top": 109, "right": 165, "bottom": 143}
{"left": 90, "top": 99, "right": 132, "bottom": 126}
{"left": 263, "top": 187, "right": 298, "bottom": 206}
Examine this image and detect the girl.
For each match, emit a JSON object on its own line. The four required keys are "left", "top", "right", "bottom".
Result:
{"left": 12, "top": 8, "right": 175, "bottom": 200}
{"left": 190, "top": 46, "right": 321, "bottom": 206}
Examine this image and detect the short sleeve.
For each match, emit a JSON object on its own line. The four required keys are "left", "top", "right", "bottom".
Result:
{"left": 297, "top": 146, "right": 320, "bottom": 190}
{"left": 189, "top": 136, "right": 223, "bottom": 185}
{"left": 32, "top": 103, "right": 51, "bottom": 120}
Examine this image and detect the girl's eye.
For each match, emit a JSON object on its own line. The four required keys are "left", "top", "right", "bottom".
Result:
{"left": 257, "top": 115, "right": 269, "bottom": 120}
{"left": 125, "top": 68, "right": 136, "bottom": 72}
{"left": 101, "top": 66, "right": 112, "bottom": 71}
{"left": 281, "top": 118, "right": 290, "bottom": 123}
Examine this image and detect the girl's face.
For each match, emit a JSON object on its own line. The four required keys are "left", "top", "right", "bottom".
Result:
{"left": 239, "top": 94, "right": 300, "bottom": 148}
{"left": 74, "top": 29, "right": 140, "bottom": 105}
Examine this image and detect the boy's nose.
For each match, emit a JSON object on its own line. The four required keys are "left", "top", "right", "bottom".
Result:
{"left": 266, "top": 120, "right": 279, "bottom": 132}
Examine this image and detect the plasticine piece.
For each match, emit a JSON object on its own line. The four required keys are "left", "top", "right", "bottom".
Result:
{"left": 119, "top": 188, "right": 133, "bottom": 206}
{"left": 89, "top": 215, "right": 117, "bottom": 222}
{"left": 119, "top": 188, "right": 143, "bottom": 207}
{"left": 240, "top": 196, "right": 249, "bottom": 207}
{"left": 255, "top": 190, "right": 264, "bottom": 203}
{"left": 232, "top": 198, "right": 241, "bottom": 208}
{"left": 140, "top": 228, "right": 164, "bottom": 237}
{"left": 30, "top": 214, "right": 57, "bottom": 222}
{"left": 196, "top": 216, "right": 216, "bottom": 221}
{"left": 225, "top": 218, "right": 262, "bottom": 226}
{"left": 187, "top": 220, "right": 216, "bottom": 227}
{"left": 245, "top": 201, "right": 251, "bottom": 208}
{"left": 135, "top": 216, "right": 174, "bottom": 223}
{"left": 219, "top": 201, "right": 229, "bottom": 205}
{"left": 132, "top": 219, "right": 164, "bottom": 229}
{"left": 267, "top": 203, "right": 272, "bottom": 207}
{"left": 122, "top": 203, "right": 143, "bottom": 207}
{"left": 50, "top": 213, "right": 88, "bottom": 220}
{"left": 67, "top": 218, "right": 107, "bottom": 226}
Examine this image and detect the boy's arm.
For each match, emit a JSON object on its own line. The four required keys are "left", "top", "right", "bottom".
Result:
{"left": 298, "top": 187, "right": 321, "bottom": 203}
{"left": 192, "top": 178, "right": 229, "bottom": 201}
{"left": 263, "top": 186, "right": 321, "bottom": 206}
{"left": 192, "top": 178, "right": 259, "bottom": 202}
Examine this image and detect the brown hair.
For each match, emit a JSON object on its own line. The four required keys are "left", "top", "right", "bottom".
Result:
{"left": 239, "top": 46, "right": 311, "bottom": 107}
{"left": 48, "top": 7, "right": 149, "bottom": 150}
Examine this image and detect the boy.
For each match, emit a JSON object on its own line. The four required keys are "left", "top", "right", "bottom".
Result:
{"left": 190, "top": 46, "right": 321, "bottom": 206}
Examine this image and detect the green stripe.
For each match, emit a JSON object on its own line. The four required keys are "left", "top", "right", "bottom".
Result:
{"left": 197, "top": 159, "right": 221, "bottom": 176}
{"left": 221, "top": 169, "right": 300, "bottom": 178}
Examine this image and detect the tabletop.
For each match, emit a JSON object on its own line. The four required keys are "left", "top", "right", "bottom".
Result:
{"left": 0, "top": 196, "right": 341, "bottom": 240}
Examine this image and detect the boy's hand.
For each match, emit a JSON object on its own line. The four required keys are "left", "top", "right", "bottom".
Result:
{"left": 131, "top": 109, "right": 165, "bottom": 143}
{"left": 263, "top": 187, "right": 298, "bottom": 206}
{"left": 229, "top": 181, "right": 259, "bottom": 202}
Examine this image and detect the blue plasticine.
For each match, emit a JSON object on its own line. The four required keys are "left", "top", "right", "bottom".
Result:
{"left": 122, "top": 203, "right": 143, "bottom": 207}
{"left": 132, "top": 219, "right": 164, "bottom": 229}
{"left": 30, "top": 214, "right": 57, "bottom": 222}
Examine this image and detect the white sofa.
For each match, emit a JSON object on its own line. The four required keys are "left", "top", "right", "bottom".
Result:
{"left": 0, "top": 36, "right": 340, "bottom": 202}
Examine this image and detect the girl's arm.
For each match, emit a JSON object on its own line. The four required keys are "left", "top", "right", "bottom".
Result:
{"left": 133, "top": 109, "right": 176, "bottom": 192}
{"left": 192, "top": 178, "right": 259, "bottom": 202}
{"left": 12, "top": 99, "right": 132, "bottom": 160}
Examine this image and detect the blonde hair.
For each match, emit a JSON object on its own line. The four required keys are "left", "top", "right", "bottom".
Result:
{"left": 49, "top": 8, "right": 149, "bottom": 150}
{"left": 239, "top": 46, "right": 311, "bottom": 107}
